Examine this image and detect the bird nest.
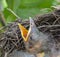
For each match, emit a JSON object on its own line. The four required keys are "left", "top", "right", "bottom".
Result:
{"left": 0, "top": 9, "right": 60, "bottom": 56}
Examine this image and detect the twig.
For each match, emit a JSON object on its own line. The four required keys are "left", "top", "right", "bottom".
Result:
{"left": 2, "top": 40, "right": 8, "bottom": 48}
{"left": 0, "top": 25, "right": 7, "bottom": 31}
{"left": 0, "top": 26, "right": 5, "bottom": 30}
{"left": 4, "top": 52, "right": 8, "bottom": 57}
{"left": 53, "top": 17, "right": 60, "bottom": 25}
{"left": 11, "top": 41, "right": 18, "bottom": 48}
{"left": 38, "top": 25, "right": 60, "bottom": 28}
{"left": 4, "top": 46, "right": 15, "bottom": 57}
{"left": 0, "top": 38, "right": 5, "bottom": 42}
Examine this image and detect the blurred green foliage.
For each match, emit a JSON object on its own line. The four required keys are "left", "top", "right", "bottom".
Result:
{"left": 4, "top": 0, "right": 54, "bottom": 22}
{"left": 0, "top": 0, "right": 7, "bottom": 11}
{"left": 4, "top": 0, "right": 53, "bottom": 20}
{"left": 0, "top": 0, "right": 60, "bottom": 24}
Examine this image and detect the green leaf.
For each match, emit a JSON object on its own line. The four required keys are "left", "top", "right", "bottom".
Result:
{"left": 0, "top": 0, "right": 8, "bottom": 11}
{"left": 4, "top": 0, "right": 55, "bottom": 23}
{"left": 52, "top": 0, "right": 60, "bottom": 6}
{"left": 3, "top": 9, "right": 16, "bottom": 23}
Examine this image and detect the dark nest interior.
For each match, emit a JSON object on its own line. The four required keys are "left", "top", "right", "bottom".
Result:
{"left": 0, "top": 9, "right": 60, "bottom": 57}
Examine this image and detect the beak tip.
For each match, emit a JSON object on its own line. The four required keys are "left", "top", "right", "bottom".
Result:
{"left": 29, "top": 17, "right": 34, "bottom": 25}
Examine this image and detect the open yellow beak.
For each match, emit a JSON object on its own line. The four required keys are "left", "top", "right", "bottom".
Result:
{"left": 18, "top": 23, "right": 29, "bottom": 42}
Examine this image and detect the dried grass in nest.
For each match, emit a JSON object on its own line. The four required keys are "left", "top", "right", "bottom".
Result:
{"left": 0, "top": 9, "right": 60, "bottom": 56}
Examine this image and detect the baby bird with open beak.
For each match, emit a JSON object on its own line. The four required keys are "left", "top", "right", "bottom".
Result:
{"left": 18, "top": 17, "right": 50, "bottom": 53}
{"left": 18, "top": 17, "right": 59, "bottom": 57}
{"left": 25, "top": 17, "right": 49, "bottom": 54}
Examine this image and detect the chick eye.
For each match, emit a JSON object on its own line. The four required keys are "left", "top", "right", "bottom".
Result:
{"left": 30, "top": 37, "right": 36, "bottom": 42}
{"left": 30, "top": 37, "right": 33, "bottom": 40}
{"left": 29, "top": 42, "right": 33, "bottom": 48}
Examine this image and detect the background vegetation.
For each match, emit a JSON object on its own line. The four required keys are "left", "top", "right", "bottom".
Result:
{"left": 0, "top": 0, "right": 60, "bottom": 27}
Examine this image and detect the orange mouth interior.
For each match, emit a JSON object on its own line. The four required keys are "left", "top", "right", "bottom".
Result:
{"left": 18, "top": 23, "right": 28, "bottom": 42}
